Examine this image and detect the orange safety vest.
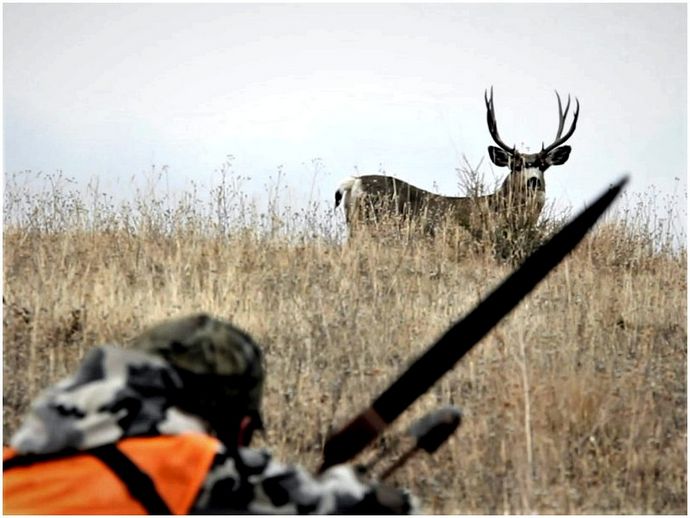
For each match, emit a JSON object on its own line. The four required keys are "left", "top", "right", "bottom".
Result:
{"left": 3, "top": 433, "right": 220, "bottom": 515}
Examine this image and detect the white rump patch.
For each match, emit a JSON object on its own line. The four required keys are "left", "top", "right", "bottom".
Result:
{"left": 336, "top": 176, "right": 357, "bottom": 196}
{"left": 349, "top": 177, "right": 364, "bottom": 203}
{"left": 335, "top": 176, "right": 364, "bottom": 211}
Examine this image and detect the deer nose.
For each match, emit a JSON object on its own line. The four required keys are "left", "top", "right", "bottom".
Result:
{"left": 527, "top": 177, "right": 542, "bottom": 190}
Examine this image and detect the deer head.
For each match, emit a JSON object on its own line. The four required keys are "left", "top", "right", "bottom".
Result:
{"left": 485, "top": 87, "right": 579, "bottom": 214}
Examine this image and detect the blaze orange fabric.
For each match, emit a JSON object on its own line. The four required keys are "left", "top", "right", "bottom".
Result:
{"left": 3, "top": 433, "right": 220, "bottom": 515}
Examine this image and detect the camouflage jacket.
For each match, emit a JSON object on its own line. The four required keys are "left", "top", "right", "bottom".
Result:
{"left": 192, "top": 444, "right": 415, "bottom": 513}
{"left": 8, "top": 345, "right": 417, "bottom": 514}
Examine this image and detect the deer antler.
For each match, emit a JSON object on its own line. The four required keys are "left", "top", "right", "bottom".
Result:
{"left": 485, "top": 87, "right": 514, "bottom": 153}
{"left": 542, "top": 91, "right": 579, "bottom": 153}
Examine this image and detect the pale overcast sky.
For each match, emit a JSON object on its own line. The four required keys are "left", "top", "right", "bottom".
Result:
{"left": 3, "top": 3, "right": 687, "bottom": 238}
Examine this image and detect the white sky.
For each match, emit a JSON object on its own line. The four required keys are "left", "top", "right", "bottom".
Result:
{"left": 3, "top": 2, "right": 688, "bottom": 239}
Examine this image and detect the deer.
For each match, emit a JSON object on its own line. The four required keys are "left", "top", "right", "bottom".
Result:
{"left": 334, "top": 87, "right": 579, "bottom": 239}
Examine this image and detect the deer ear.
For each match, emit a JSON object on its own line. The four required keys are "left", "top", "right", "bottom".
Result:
{"left": 488, "top": 146, "right": 511, "bottom": 167}
{"left": 546, "top": 145, "right": 571, "bottom": 166}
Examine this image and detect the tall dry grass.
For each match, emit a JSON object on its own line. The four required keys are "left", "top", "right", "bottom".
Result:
{"left": 3, "top": 168, "right": 686, "bottom": 514}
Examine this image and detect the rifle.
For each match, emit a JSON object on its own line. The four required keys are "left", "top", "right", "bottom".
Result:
{"left": 319, "top": 177, "right": 628, "bottom": 473}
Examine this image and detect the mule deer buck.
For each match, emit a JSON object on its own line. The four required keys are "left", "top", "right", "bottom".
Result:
{"left": 335, "top": 87, "right": 579, "bottom": 238}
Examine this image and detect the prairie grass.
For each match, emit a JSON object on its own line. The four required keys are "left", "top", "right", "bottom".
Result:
{"left": 3, "top": 168, "right": 686, "bottom": 514}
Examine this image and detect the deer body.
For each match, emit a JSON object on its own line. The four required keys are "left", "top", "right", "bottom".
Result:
{"left": 335, "top": 88, "right": 579, "bottom": 237}
{"left": 335, "top": 173, "right": 542, "bottom": 237}
{"left": 335, "top": 175, "right": 470, "bottom": 225}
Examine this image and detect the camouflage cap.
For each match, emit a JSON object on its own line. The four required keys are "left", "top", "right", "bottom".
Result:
{"left": 129, "top": 313, "right": 264, "bottom": 425}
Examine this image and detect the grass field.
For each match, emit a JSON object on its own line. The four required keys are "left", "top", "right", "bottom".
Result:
{"left": 3, "top": 169, "right": 686, "bottom": 513}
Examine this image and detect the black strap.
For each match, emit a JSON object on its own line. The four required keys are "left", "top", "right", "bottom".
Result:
{"left": 89, "top": 444, "right": 172, "bottom": 514}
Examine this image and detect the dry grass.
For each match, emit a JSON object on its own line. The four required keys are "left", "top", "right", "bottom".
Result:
{"left": 3, "top": 169, "right": 686, "bottom": 514}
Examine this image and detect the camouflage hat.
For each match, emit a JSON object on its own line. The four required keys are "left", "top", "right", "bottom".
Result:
{"left": 129, "top": 313, "right": 265, "bottom": 428}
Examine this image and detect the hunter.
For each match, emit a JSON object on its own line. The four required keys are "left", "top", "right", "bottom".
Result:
{"left": 3, "top": 313, "right": 417, "bottom": 514}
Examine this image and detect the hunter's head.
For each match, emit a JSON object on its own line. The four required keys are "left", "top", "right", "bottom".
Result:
{"left": 130, "top": 313, "right": 265, "bottom": 448}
